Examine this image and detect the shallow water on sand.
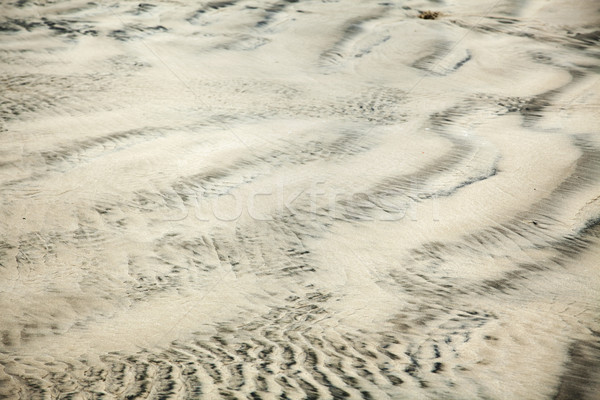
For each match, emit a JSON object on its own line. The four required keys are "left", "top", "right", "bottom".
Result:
{"left": 1, "top": 0, "right": 599, "bottom": 398}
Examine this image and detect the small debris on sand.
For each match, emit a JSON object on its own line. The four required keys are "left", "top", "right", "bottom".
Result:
{"left": 419, "top": 10, "right": 440, "bottom": 20}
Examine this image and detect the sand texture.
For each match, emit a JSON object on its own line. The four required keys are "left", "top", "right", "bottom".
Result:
{"left": 1, "top": 0, "right": 599, "bottom": 398}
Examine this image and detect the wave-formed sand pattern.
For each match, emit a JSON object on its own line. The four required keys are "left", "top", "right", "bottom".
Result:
{"left": 1, "top": 0, "right": 599, "bottom": 398}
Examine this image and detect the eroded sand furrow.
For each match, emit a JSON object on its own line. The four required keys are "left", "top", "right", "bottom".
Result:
{"left": 319, "top": 12, "right": 389, "bottom": 70}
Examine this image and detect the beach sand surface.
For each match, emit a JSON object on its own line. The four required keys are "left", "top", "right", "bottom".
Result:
{"left": 1, "top": 0, "right": 599, "bottom": 398}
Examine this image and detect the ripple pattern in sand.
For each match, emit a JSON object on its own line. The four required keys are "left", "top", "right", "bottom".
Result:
{"left": 1, "top": 0, "right": 599, "bottom": 399}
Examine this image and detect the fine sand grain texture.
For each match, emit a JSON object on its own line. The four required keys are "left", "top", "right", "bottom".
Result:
{"left": 1, "top": 0, "right": 599, "bottom": 399}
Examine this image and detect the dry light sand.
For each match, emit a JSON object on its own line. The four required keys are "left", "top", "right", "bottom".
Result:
{"left": 1, "top": 0, "right": 599, "bottom": 398}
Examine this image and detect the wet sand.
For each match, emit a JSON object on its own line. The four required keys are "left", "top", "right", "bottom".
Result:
{"left": 1, "top": 0, "right": 599, "bottom": 398}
